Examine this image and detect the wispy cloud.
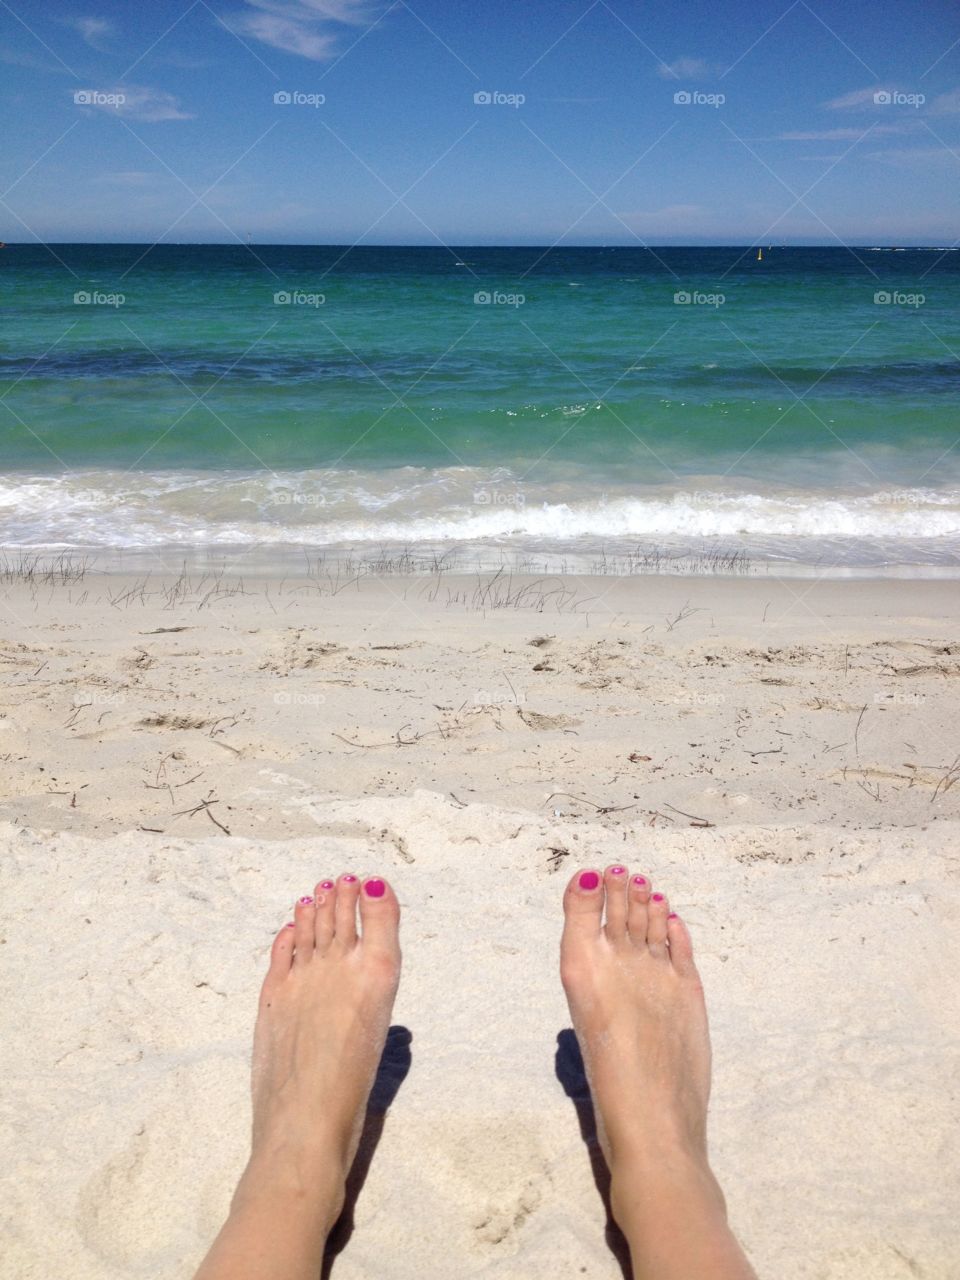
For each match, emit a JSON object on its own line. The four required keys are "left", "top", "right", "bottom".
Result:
{"left": 824, "top": 86, "right": 889, "bottom": 109}
{"left": 618, "top": 203, "right": 708, "bottom": 229}
{"left": 865, "top": 145, "right": 959, "bottom": 166}
{"left": 220, "top": 0, "right": 377, "bottom": 61}
{"left": 65, "top": 16, "right": 115, "bottom": 51}
{"left": 930, "top": 88, "right": 960, "bottom": 115}
{"left": 0, "top": 44, "right": 70, "bottom": 73}
{"left": 99, "top": 170, "right": 163, "bottom": 185}
{"left": 74, "top": 84, "right": 194, "bottom": 122}
{"left": 779, "top": 123, "right": 916, "bottom": 140}
{"left": 656, "top": 56, "right": 723, "bottom": 80}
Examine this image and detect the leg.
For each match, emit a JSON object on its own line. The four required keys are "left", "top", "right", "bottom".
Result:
{"left": 194, "top": 873, "right": 401, "bottom": 1280}
{"left": 560, "top": 865, "right": 757, "bottom": 1280}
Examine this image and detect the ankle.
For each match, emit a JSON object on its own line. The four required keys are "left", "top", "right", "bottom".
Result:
{"left": 234, "top": 1142, "right": 348, "bottom": 1230}
{"left": 609, "top": 1142, "right": 727, "bottom": 1234}
{"left": 603, "top": 1106, "right": 708, "bottom": 1176}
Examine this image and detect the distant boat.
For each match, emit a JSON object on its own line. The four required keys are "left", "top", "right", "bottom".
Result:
{"left": 756, "top": 247, "right": 763, "bottom": 261}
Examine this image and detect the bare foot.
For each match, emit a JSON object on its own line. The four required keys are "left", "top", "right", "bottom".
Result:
{"left": 560, "top": 865, "right": 756, "bottom": 1280}
{"left": 195, "top": 874, "right": 401, "bottom": 1280}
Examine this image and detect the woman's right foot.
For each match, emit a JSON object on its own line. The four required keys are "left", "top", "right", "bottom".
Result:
{"left": 560, "top": 865, "right": 757, "bottom": 1279}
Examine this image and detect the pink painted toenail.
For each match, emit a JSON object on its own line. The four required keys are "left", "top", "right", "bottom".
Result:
{"left": 364, "top": 878, "right": 386, "bottom": 898}
{"left": 633, "top": 875, "right": 646, "bottom": 886}
{"left": 298, "top": 896, "right": 314, "bottom": 905}
{"left": 669, "top": 911, "right": 678, "bottom": 919}
{"left": 652, "top": 892, "right": 665, "bottom": 902}
{"left": 342, "top": 875, "right": 358, "bottom": 883}
{"left": 610, "top": 866, "right": 626, "bottom": 875}
{"left": 578, "top": 871, "right": 600, "bottom": 890}
{"left": 284, "top": 922, "right": 295, "bottom": 929}
{"left": 320, "top": 881, "right": 335, "bottom": 891}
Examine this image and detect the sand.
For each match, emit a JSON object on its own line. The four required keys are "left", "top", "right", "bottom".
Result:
{"left": 0, "top": 565, "right": 958, "bottom": 1278}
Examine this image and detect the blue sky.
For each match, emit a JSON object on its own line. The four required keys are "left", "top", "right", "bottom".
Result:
{"left": 1, "top": 0, "right": 958, "bottom": 244}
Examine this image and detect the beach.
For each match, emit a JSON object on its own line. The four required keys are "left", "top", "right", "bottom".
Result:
{"left": 1, "top": 564, "right": 957, "bottom": 1278}
{"left": 4, "top": 0, "right": 960, "bottom": 1266}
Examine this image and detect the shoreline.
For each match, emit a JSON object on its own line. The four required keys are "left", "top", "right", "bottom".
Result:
{"left": 3, "top": 540, "right": 960, "bottom": 582}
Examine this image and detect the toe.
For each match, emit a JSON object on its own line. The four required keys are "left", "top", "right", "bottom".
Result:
{"left": 292, "top": 894, "right": 317, "bottom": 965}
{"left": 602, "top": 864, "right": 629, "bottom": 943}
{"left": 647, "top": 890, "right": 670, "bottom": 953}
{"left": 333, "top": 874, "right": 360, "bottom": 948}
{"left": 264, "top": 921, "right": 295, "bottom": 987}
{"left": 358, "top": 876, "right": 401, "bottom": 955}
{"left": 626, "top": 873, "right": 651, "bottom": 945}
{"left": 561, "top": 868, "right": 604, "bottom": 949}
{"left": 314, "top": 879, "right": 336, "bottom": 951}
{"left": 666, "top": 911, "right": 697, "bottom": 976}
{"left": 560, "top": 869, "right": 604, "bottom": 990}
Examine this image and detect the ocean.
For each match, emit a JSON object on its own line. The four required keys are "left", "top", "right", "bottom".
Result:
{"left": 2, "top": 243, "right": 959, "bottom": 575}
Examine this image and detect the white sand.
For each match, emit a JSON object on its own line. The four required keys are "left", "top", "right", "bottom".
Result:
{"left": 1, "top": 569, "right": 958, "bottom": 1278}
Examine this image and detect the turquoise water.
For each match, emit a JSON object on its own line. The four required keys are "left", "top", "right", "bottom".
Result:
{"left": 1, "top": 244, "right": 959, "bottom": 570}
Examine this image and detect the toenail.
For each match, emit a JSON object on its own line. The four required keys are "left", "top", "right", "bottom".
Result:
{"left": 610, "top": 866, "right": 626, "bottom": 875}
{"left": 284, "top": 922, "right": 295, "bottom": 929}
{"left": 320, "top": 880, "right": 335, "bottom": 890}
{"left": 668, "top": 911, "right": 678, "bottom": 919}
{"left": 342, "top": 874, "right": 358, "bottom": 883}
{"left": 578, "top": 871, "right": 600, "bottom": 890}
{"left": 298, "top": 896, "right": 314, "bottom": 905}
{"left": 652, "top": 892, "right": 665, "bottom": 902}
{"left": 364, "top": 878, "right": 386, "bottom": 898}
{"left": 633, "top": 875, "right": 647, "bottom": 886}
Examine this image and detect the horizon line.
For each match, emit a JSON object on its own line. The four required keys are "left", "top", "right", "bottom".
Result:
{"left": 2, "top": 241, "right": 954, "bottom": 250}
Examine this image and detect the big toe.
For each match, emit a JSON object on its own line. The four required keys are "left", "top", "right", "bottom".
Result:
{"left": 667, "top": 910, "right": 698, "bottom": 977}
{"left": 262, "top": 920, "right": 295, "bottom": 997}
{"left": 358, "top": 876, "right": 401, "bottom": 956}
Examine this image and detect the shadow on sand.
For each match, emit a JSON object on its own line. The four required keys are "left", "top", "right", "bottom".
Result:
{"left": 555, "top": 1028, "right": 632, "bottom": 1280}
{"left": 322, "top": 1025, "right": 413, "bottom": 1278}
{"left": 324, "top": 1027, "right": 630, "bottom": 1277}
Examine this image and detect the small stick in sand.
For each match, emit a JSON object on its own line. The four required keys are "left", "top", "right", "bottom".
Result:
{"left": 662, "top": 802, "right": 714, "bottom": 828}
{"left": 544, "top": 791, "right": 636, "bottom": 815}
{"left": 854, "top": 704, "right": 867, "bottom": 765}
